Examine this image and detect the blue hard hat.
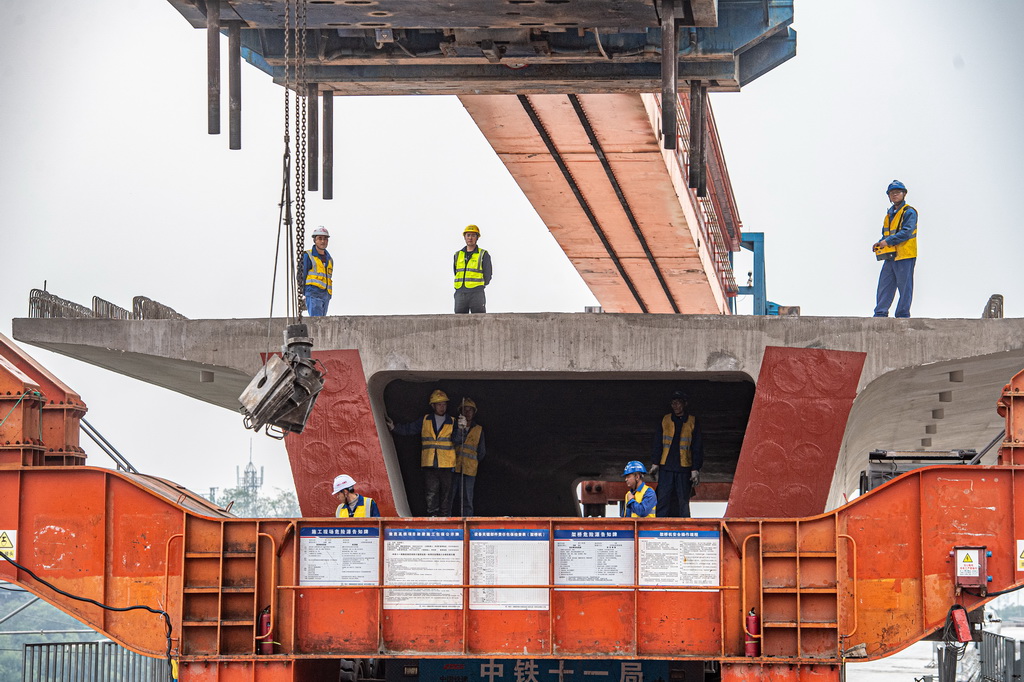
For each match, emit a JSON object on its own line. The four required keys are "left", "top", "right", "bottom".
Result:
{"left": 622, "top": 460, "right": 647, "bottom": 476}
{"left": 886, "top": 179, "right": 907, "bottom": 194}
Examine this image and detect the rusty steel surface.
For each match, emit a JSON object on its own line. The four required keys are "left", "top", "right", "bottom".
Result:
{"left": 725, "top": 347, "right": 866, "bottom": 518}
{"left": 8, "top": 331, "right": 1024, "bottom": 680}
{"left": 283, "top": 349, "right": 395, "bottom": 516}
{"left": 4, "top": 460, "right": 1024, "bottom": 681}
{"left": 0, "top": 331, "right": 87, "bottom": 465}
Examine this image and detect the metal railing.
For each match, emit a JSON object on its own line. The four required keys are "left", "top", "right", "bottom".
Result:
{"left": 132, "top": 297, "right": 187, "bottom": 320}
{"left": 980, "top": 630, "right": 1021, "bottom": 682}
{"left": 22, "top": 641, "right": 165, "bottom": 682}
{"left": 26, "top": 291, "right": 187, "bottom": 321}
{"left": 651, "top": 93, "right": 740, "bottom": 298}
{"left": 91, "top": 296, "right": 132, "bottom": 320}
{"left": 28, "top": 290, "right": 93, "bottom": 319}
{"left": 984, "top": 294, "right": 1004, "bottom": 319}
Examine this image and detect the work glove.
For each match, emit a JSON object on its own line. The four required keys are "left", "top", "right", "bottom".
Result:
{"left": 385, "top": 416, "right": 395, "bottom": 431}
{"left": 457, "top": 415, "right": 468, "bottom": 430}
{"left": 690, "top": 470, "right": 700, "bottom": 486}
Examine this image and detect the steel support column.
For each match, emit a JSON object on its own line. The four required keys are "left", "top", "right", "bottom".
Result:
{"left": 322, "top": 91, "right": 333, "bottom": 200}
{"left": 228, "top": 22, "right": 241, "bottom": 149}
{"left": 307, "top": 83, "right": 318, "bottom": 191}
{"left": 206, "top": 0, "right": 220, "bottom": 135}
{"left": 660, "top": 0, "right": 678, "bottom": 149}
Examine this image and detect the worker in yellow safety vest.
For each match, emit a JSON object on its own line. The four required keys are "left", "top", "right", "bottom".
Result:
{"left": 449, "top": 397, "right": 486, "bottom": 517}
{"left": 453, "top": 224, "right": 493, "bottom": 314}
{"left": 622, "top": 461, "right": 656, "bottom": 518}
{"left": 332, "top": 474, "right": 380, "bottom": 517}
{"left": 299, "top": 225, "right": 333, "bottom": 317}
{"left": 649, "top": 390, "right": 704, "bottom": 517}
{"left": 386, "top": 389, "right": 456, "bottom": 516}
{"left": 872, "top": 179, "right": 918, "bottom": 318}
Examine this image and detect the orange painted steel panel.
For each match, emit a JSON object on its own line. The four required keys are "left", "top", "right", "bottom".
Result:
{"left": 726, "top": 347, "right": 866, "bottom": 518}
{"left": 0, "top": 332, "right": 86, "bottom": 463}
{"left": 283, "top": 349, "right": 395, "bottom": 517}
{"left": 6, "top": 362, "right": 1024, "bottom": 680}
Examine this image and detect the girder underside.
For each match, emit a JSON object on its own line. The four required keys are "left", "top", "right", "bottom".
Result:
{"left": 166, "top": 0, "right": 796, "bottom": 94}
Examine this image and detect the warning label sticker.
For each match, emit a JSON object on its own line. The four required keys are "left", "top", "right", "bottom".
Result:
{"left": 956, "top": 549, "right": 980, "bottom": 578}
{"left": 1017, "top": 540, "right": 1024, "bottom": 572}
{"left": 0, "top": 530, "right": 16, "bottom": 561}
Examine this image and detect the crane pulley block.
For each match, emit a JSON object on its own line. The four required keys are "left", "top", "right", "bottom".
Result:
{"left": 239, "top": 323, "right": 325, "bottom": 438}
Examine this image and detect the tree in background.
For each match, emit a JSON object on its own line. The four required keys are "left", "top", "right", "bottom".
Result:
{"left": 211, "top": 485, "right": 300, "bottom": 518}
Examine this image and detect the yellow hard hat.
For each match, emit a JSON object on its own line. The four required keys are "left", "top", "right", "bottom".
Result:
{"left": 429, "top": 389, "right": 449, "bottom": 404}
{"left": 463, "top": 224, "right": 480, "bottom": 235}
{"left": 460, "top": 398, "right": 477, "bottom": 410}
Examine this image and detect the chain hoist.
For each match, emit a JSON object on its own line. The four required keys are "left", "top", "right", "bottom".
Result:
{"left": 239, "top": 0, "right": 324, "bottom": 438}
{"left": 293, "top": 0, "right": 309, "bottom": 322}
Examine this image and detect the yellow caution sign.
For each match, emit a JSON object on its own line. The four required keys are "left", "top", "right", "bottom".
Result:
{"left": 1018, "top": 540, "right": 1024, "bottom": 571}
{"left": 956, "top": 549, "right": 980, "bottom": 578}
{"left": 0, "top": 530, "right": 16, "bottom": 561}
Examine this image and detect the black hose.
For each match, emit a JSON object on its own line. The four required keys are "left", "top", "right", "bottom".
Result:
{"left": 0, "top": 550, "right": 174, "bottom": 680}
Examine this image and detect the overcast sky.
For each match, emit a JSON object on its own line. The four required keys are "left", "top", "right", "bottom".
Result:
{"left": 1, "top": 1, "right": 1021, "bottom": 498}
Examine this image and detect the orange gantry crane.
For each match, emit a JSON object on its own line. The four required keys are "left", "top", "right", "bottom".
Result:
{"left": 1, "top": 334, "right": 1023, "bottom": 682}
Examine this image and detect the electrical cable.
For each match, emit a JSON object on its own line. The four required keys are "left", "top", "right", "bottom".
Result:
{"left": 0, "top": 551, "right": 174, "bottom": 680}
{"left": 940, "top": 604, "right": 969, "bottom": 660}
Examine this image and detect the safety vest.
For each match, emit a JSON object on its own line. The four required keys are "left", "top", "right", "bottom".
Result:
{"left": 455, "top": 425, "right": 483, "bottom": 476}
{"left": 336, "top": 495, "right": 376, "bottom": 518}
{"left": 661, "top": 414, "right": 696, "bottom": 467}
{"left": 454, "top": 249, "right": 487, "bottom": 289}
{"left": 305, "top": 249, "right": 333, "bottom": 294}
{"left": 882, "top": 204, "right": 918, "bottom": 261}
{"left": 624, "top": 483, "right": 656, "bottom": 518}
{"left": 421, "top": 416, "right": 456, "bottom": 468}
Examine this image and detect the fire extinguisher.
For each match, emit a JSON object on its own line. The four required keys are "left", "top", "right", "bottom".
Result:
{"left": 745, "top": 607, "right": 761, "bottom": 657}
{"left": 257, "top": 606, "right": 273, "bottom": 654}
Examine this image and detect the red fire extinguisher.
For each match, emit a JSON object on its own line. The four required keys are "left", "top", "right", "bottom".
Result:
{"left": 745, "top": 607, "right": 761, "bottom": 657}
{"left": 257, "top": 606, "right": 273, "bottom": 654}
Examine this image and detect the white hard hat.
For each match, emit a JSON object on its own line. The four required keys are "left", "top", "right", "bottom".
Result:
{"left": 332, "top": 474, "right": 356, "bottom": 495}
{"left": 312, "top": 226, "right": 330, "bottom": 238}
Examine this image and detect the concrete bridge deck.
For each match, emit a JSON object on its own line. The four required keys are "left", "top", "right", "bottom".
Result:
{"left": 13, "top": 314, "right": 1024, "bottom": 515}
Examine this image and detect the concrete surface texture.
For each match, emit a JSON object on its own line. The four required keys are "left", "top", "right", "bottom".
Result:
{"left": 13, "top": 314, "right": 1024, "bottom": 515}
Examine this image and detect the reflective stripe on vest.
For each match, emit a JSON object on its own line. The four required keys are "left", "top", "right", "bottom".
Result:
{"left": 455, "top": 425, "right": 483, "bottom": 476}
{"left": 305, "top": 249, "right": 333, "bottom": 294}
{"left": 336, "top": 495, "right": 375, "bottom": 518}
{"left": 882, "top": 204, "right": 918, "bottom": 261}
{"left": 624, "top": 483, "right": 657, "bottom": 518}
{"left": 454, "top": 249, "right": 487, "bottom": 289}
{"left": 421, "top": 416, "right": 456, "bottom": 468}
{"left": 660, "top": 414, "right": 696, "bottom": 467}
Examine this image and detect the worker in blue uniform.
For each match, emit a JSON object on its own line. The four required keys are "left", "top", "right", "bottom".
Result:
{"left": 332, "top": 474, "right": 380, "bottom": 517}
{"left": 872, "top": 180, "right": 918, "bottom": 318}
{"left": 650, "top": 390, "right": 703, "bottom": 517}
{"left": 453, "top": 224, "right": 492, "bottom": 314}
{"left": 299, "top": 226, "right": 333, "bottom": 316}
{"left": 622, "top": 461, "right": 657, "bottom": 518}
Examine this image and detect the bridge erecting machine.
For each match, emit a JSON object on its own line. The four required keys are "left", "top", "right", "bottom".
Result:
{"left": 2, "top": 334, "right": 1024, "bottom": 681}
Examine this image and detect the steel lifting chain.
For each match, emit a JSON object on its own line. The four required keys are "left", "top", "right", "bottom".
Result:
{"left": 293, "top": 0, "right": 309, "bottom": 320}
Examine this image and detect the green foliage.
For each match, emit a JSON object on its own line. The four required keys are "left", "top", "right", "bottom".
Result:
{"left": 212, "top": 486, "right": 300, "bottom": 518}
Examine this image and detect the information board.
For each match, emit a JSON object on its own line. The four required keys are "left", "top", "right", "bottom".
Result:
{"left": 384, "top": 528, "right": 464, "bottom": 610}
{"left": 553, "top": 529, "right": 633, "bottom": 589}
{"left": 638, "top": 530, "right": 720, "bottom": 591}
{"left": 469, "top": 529, "right": 549, "bottom": 610}
{"left": 299, "top": 527, "right": 380, "bottom": 587}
